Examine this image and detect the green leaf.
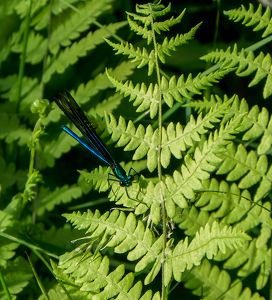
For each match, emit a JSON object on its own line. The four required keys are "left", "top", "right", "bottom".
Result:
{"left": 0, "top": 257, "right": 32, "bottom": 298}
{"left": 0, "top": 156, "right": 27, "bottom": 191}
{"left": 171, "top": 222, "right": 250, "bottom": 282}
{"left": 224, "top": 3, "right": 272, "bottom": 38}
{"left": 43, "top": 21, "right": 127, "bottom": 82}
{"left": 36, "top": 184, "right": 83, "bottom": 216}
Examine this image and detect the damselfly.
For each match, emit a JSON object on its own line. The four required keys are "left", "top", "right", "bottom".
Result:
{"left": 54, "top": 91, "right": 134, "bottom": 188}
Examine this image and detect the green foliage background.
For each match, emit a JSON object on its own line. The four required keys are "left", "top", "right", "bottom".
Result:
{"left": 0, "top": 0, "right": 272, "bottom": 299}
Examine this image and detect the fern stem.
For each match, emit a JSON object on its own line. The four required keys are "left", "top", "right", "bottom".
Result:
{"left": 149, "top": 3, "right": 167, "bottom": 299}
{"left": 212, "top": 0, "right": 220, "bottom": 50}
{"left": 28, "top": 117, "right": 42, "bottom": 177}
{"left": 40, "top": 0, "right": 53, "bottom": 98}
{"left": 15, "top": 0, "right": 32, "bottom": 113}
{"left": 0, "top": 268, "right": 12, "bottom": 300}
{"left": 26, "top": 252, "right": 50, "bottom": 300}
{"left": 0, "top": 231, "right": 59, "bottom": 259}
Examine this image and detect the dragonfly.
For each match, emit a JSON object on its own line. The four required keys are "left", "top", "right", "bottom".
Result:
{"left": 54, "top": 91, "right": 134, "bottom": 188}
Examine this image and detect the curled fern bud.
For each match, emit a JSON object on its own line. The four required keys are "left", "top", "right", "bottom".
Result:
{"left": 31, "top": 99, "right": 51, "bottom": 118}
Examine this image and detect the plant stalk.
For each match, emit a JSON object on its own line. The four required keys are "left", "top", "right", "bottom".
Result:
{"left": 149, "top": 3, "right": 167, "bottom": 299}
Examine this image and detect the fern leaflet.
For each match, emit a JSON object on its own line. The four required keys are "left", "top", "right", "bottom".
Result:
{"left": 224, "top": 3, "right": 272, "bottom": 37}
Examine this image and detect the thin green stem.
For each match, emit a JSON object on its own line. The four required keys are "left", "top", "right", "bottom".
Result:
{"left": 15, "top": 0, "right": 32, "bottom": 112}
{"left": 40, "top": 0, "right": 53, "bottom": 99}
{"left": 0, "top": 232, "right": 59, "bottom": 260}
{"left": 0, "top": 268, "right": 12, "bottom": 300}
{"left": 149, "top": 4, "right": 167, "bottom": 299}
{"left": 32, "top": 249, "right": 73, "bottom": 300}
{"left": 212, "top": 0, "right": 220, "bottom": 50}
{"left": 28, "top": 117, "right": 42, "bottom": 178}
{"left": 26, "top": 252, "right": 50, "bottom": 300}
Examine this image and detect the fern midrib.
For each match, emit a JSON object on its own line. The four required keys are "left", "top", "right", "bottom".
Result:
{"left": 82, "top": 217, "right": 161, "bottom": 257}
{"left": 149, "top": 4, "right": 167, "bottom": 299}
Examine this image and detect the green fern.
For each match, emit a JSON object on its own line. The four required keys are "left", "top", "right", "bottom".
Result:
{"left": 43, "top": 21, "right": 127, "bottom": 83}
{"left": 182, "top": 259, "right": 265, "bottom": 300}
{"left": 46, "top": 3, "right": 272, "bottom": 299}
{"left": 35, "top": 185, "right": 83, "bottom": 216}
{"left": 106, "top": 67, "right": 234, "bottom": 117}
{"left": 1, "top": 1, "right": 272, "bottom": 299}
{"left": 224, "top": 3, "right": 272, "bottom": 37}
{"left": 58, "top": 251, "right": 158, "bottom": 300}
{"left": 0, "top": 257, "right": 33, "bottom": 299}
{"left": 201, "top": 44, "right": 272, "bottom": 98}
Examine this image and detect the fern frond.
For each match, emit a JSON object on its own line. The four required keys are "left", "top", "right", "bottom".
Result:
{"left": 216, "top": 142, "right": 272, "bottom": 201}
{"left": 63, "top": 209, "right": 154, "bottom": 256}
{"left": 48, "top": 61, "right": 137, "bottom": 124}
{"left": 243, "top": 106, "right": 272, "bottom": 155}
{"left": 127, "top": 15, "right": 153, "bottom": 44}
{"left": 0, "top": 75, "right": 39, "bottom": 110}
{"left": 126, "top": 4, "right": 184, "bottom": 46}
{"left": 44, "top": 124, "right": 78, "bottom": 159}
{"left": 224, "top": 4, "right": 272, "bottom": 37}
{"left": 182, "top": 259, "right": 265, "bottom": 300}
{"left": 162, "top": 68, "right": 234, "bottom": 106}
{"left": 79, "top": 166, "right": 113, "bottom": 192}
{"left": 105, "top": 40, "right": 155, "bottom": 75}
{"left": 86, "top": 99, "right": 239, "bottom": 173}
{"left": 136, "top": 3, "right": 171, "bottom": 18}
{"left": 153, "top": 10, "right": 186, "bottom": 34}
{"left": 198, "top": 179, "right": 252, "bottom": 217}
{"left": 166, "top": 221, "right": 250, "bottom": 285}
{"left": 64, "top": 211, "right": 249, "bottom": 287}
{"left": 0, "top": 29, "right": 19, "bottom": 67}
{"left": 105, "top": 71, "right": 159, "bottom": 116}
{"left": 223, "top": 237, "right": 271, "bottom": 290}
{"left": 89, "top": 94, "right": 124, "bottom": 116}
{"left": 158, "top": 22, "right": 202, "bottom": 63}
{"left": 49, "top": 0, "right": 114, "bottom": 54}
{"left": 36, "top": 184, "right": 82, "bottom": 215}
{"left": 0, "top": 237, "right": 18, "bottom": 268}
{"left": 11, "top": 30, "right": 47, "bottom": 64}
{"left": 0, "top": 113, "right": 32, "bottom": 146}
{"left": 195, "top": 178, "right": 270, "bottom": 230}
{"left": 0, "top": 156, "right": 26, "bottom": 192}
{"left": 36, "top": 284, "right": 69, "bottom": 300}
{"left": 199, "top": 95, "right": 272, "bottom": 156}
{"left": 154, "top": 117, "right": 244, "bottom": 214}
{"left": 63, "top": 209, "right": 164, "bottom": 286}
{"left": 256, "top": 202, "right": 272, "bottom": 247}
{"left": 0, "top": 0, "right": 19, "bottom": 17}
{"left": 58, "top": 251, "right": 156, "bottom": 300}
{"left": 106, "top": 69, "right": 234, "bottom": 118}
{"left": 201, "top": 44, "right": 272, "bottom": 98}
{"left": 51, "top": 259, "right": 94, "bottom": 299}
{"left": 43, "top": 21, "right": 127, "bottom": 83}
{"left": 0, "top": 210, "right": 13, "bottom": 233}
{"left": 125, "top": 3, "right": 171, "bottom": 27}
{"left": 0, "top": 257, "right": 33, "bottom": 297}
{"left": 63, "top": 210, "right": 162, "bottom": 280}
{"left": 186, "top": 94, "right": 226, "bottom": 113}
{"left": 126, "top": 9, "right": 185, "bottom": 44}
{"left": 216, "top": 96, "right": 272, "bottom": 156}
